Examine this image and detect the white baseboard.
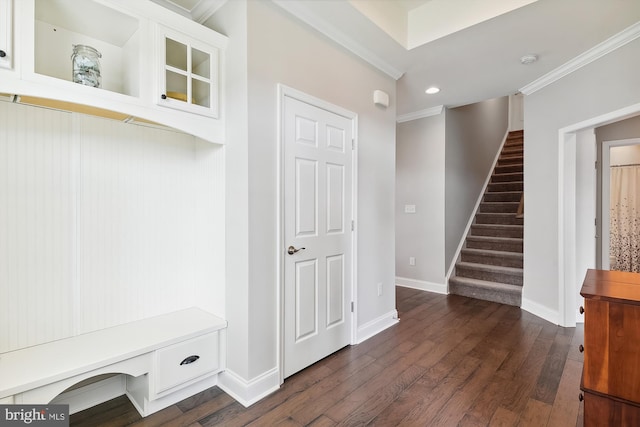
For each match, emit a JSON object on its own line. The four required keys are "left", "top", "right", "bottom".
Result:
{"left": 395, "top": 277, "right": 447, "bottom": 294}
{"left": 218, "top": 367, "right": 280, "bottom": 408}
{"left": 355, "top": 309, "right": 399, "bottom": 344}
{"left": 521, "top": 297, "right": 560, "bottom": 325}
{"left": 50, "top": 375, "right": 126, "bottom": 415}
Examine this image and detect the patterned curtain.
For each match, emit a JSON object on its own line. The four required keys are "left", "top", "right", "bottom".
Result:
{"left": 610, "top": 165, "right": 640, "bottom": 272}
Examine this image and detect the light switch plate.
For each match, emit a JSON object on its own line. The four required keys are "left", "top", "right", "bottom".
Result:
{"left": 404, "top": 204, "right": 416, "bottom": 214}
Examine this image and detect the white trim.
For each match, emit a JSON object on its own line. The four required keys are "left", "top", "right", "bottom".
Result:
{"left": 601, "top": 138, "right": 640, "bottom": 270}
{"left": 271, "top": 0, "right": 404, "bottom": 80}
{"left": 521, "top": 22, "right": 640, "bottom": 95}
{"left": 521, "top": 297, "right": 560, "bottom": 325}
{"left": 192, "top": 0, "right": 228, "bottom": 24}
{"left": 395, "top": 277, "right": 447, "bottom": 295}
{"left": 218, "top": 368, "right": 280, "bottom": 408}
{"left": 557, "top": 102, "right": 640, "bottom": 327}
{"left": 355, "top": 310, "right": 399, "bottom": 344}
{"left": 50, "top": 375, "right": 126, "bottom": 415}
{"left": 445, "top": 129, "right": 510, "bottom": 282}
{"left": 396, "top": 105, "right": 444, "bottom": 123}
{"left": 276, "top": 84, "right": 358, "bottom": 384}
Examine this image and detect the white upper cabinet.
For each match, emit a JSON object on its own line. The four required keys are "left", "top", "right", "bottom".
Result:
{"left": 0, "top": 0, "right": 12, "bottom": 71}
{"left": 158, "top": 25, "right": 219, "bottom": 119}
{"left": 0, "top": 0, "right": 227, "bottom": 144}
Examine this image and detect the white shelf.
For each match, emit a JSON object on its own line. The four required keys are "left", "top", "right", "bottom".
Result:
{"left": 0, "top": 0, "right": 228, "bottom": 143}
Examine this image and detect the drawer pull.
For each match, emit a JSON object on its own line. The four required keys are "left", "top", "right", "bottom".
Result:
{"left": 579, "top": 393, "right": 584, "bottom": 402}
{"left": 180, "top": 355, "right": 200, "bottom": 365}
{"left": 579, "top": 306, "right": 584, "bottom": 314}
{"left": 579, "top": 344, "right": 584, "bottom": 353}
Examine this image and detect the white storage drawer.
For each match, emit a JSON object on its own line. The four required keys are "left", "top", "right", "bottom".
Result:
{"left": 155, "top": 331, "right": 219, "bottom": 393}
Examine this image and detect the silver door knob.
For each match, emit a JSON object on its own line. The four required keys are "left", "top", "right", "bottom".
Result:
{"left": 287, "top": 246, "right": 305, "bottom": 255}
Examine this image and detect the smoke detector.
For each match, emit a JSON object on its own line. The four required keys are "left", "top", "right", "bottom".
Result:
{"left": 520, "top": 54, "right": 538, "bottom": 65}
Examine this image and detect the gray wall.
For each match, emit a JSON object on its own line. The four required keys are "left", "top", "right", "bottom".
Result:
{"left": 524, "top": 36, "right": 640, "bottom": 322}
{"left": 445, "top": 97, "right": 509, "bottom": 269}
{"left": 209, "top": 0, "right": 397, "bottom": 383}
{"left": 396, "top": 114, "right": 446, "bottom": 286}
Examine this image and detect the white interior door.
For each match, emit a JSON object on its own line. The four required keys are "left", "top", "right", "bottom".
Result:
{"left": 283, "top": 94, "right": 353, "bottom": 379}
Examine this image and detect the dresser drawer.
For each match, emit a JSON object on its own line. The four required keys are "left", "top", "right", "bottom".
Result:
{"left": 583, "top": 299, "right": 640, "bottom": 402}
{"left": 155, "top": 332, "right": 220, "bottom": 393}
{"left": 584, "top": 390, "right": 640, "bottom": 427}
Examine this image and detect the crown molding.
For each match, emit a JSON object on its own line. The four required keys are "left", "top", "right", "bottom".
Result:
{"left": 520, "top": 21, "right": 640, "bottom": 95}
{"left": 192, "top": 0, "right": 228, "bottom": 24}
{"left": 396, "top": 105, "right": 444, "bottom": 123}
{"left": 271, "top": 0, "right": 404, "bottom": 80}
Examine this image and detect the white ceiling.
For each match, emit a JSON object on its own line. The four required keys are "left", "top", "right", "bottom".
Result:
{"left": 158, "top": 0, "right": 640, "bottom": 116}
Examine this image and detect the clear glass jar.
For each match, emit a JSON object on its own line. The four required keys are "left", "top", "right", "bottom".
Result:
{"left": 71, "top": 45, "right": 102, "bottom": 88}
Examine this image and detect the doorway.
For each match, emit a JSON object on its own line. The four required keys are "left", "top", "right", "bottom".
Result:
{"left": 601, "top": 138, "right": 640, "bottom": 271}
{"left": 278, "top": 85, "right": 357, "bottom": 380}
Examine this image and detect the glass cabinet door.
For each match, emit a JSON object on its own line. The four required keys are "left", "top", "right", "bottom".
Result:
{"left": 160, "top": 27, "right": 218, "bottom": 118}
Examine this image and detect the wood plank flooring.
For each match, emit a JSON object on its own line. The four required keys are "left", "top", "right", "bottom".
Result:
{"left": 71, "top": 287, "right": 585, "bottom": 426}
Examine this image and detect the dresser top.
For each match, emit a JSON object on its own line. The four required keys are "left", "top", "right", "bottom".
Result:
{"left": 581, "top": 269, "right": 640, "bottom": 304}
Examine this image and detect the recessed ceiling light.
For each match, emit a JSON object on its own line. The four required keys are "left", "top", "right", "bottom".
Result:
{"left": 425, "top": 87, "right": 440, "bottom": 95}
{"left": 520, "top": 54, "right": 538, "bottom": 65}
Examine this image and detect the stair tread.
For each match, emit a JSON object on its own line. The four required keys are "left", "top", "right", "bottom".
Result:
{"left": 456, "top": 261, "right": 523, "bottom": 274}
{"left": 472, "top": 223, "right": 523, "bottom": 229}
{"left": 461, "top": 248, "right": 523, "bottom": 258}
{"left": 449, "top": 276, "right": 523, "bottom": 290}
{"left": 467, "top": 235, "right": 523, "bottom": 242}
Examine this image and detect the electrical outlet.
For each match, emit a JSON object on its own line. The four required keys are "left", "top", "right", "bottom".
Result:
{"left": 409, "top": 257, "right": 415, "bottom": 266}
{"left": 377, "top": 283, "right": 383, "bottom": 296}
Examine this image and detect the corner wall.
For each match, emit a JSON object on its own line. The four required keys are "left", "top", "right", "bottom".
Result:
{"left": 396, "top": 114, "right": 446, "bottom": 291}
{"left": 524, "top": 36, "right": 640, "bottom": 325}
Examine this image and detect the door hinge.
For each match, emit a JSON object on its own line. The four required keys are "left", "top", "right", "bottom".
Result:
{"left": 351, "top": 220, "right": 354, "bottom": 231}
{"left": 352, "top": 139, "right": 355, "bottom": 150}
{"left": 595, "top": 160, "right": 598, "bottom": 169}
{"left": 351, "top": 301, "right": 354, "bottom": 312}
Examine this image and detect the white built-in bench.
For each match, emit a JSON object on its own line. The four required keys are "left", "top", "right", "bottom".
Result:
{"left": 0, "top": 308, "right": 226, "bottom": 416}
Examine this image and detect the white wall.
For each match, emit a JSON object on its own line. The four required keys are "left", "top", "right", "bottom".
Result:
{"left": 396, "top": 114, "right": 446, "bottom": 290}
{"left": 204, "top": 0, "right": 252, "bottom": 383}
{"left": 207, "top": 0, "right": 397, "bottom": 391}
{"left": 524, "top": 36, "right": 640, "bottom": 325}
{"left": 0, "top": 101, "right": 225, "bottom": 353}
{"left": 444, "top": 97, "right": 508, "bottom": 269}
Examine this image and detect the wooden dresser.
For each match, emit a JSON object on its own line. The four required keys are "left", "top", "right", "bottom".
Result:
{"left": 580, "top": 269, "right": 640, "bottom": 426}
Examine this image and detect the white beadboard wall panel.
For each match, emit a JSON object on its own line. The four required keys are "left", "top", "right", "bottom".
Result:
{"left": 0, "top": 102, "right": 225, "bottom": 353}
{"left": 75, "top": 116, "right": 225, "bottom": 335}
{"left": 0, "top": 103, "right": 75, "bottom": 353}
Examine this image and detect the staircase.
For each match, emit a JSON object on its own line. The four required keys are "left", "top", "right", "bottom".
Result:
{"left": 449, "top": 130, "right": 524, "bottom": 306}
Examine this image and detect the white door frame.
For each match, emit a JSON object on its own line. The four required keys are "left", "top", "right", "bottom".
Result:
{"left": 601, "top": 138, "right": 640, "bottom": 270}
{"left": 276, "top": 84, "right": 358, "bottom": 384}
{"left": 558, "top": 102, "right": 640, "bottom": 327}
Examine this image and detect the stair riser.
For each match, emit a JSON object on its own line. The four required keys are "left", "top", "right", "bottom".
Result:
{"left": 495, "top": 164, "right": 523, "bottom": 174}
{"left": 461, "top": 252, "right": 523, "bottom": 268}
{"left": 475, "top": 214, "right": 523, "bottom": 226}
{"left": 488, "top": 182, "right": 523, "bottom": 192}
{"left": 483, "top": 192, "right": 521, "bottom": 202}
{"left": 479, "top": 203, "right": 519, "bottom": 213}
{"left": 502, "top": 146, "right": 523, "bottom": 154}
{"left": 470, "top": 226, "right": 523, "bottom": 238}
{"left": 492, "top": 173, "right": 524, "bottom": 182}
{"left": 467, "top": 239, "right": 523, "bottom": 253}
{"left": 456, "top": 265, "right": 523, "bottom": 286}
{"left": 497, "top": 157, "right": 523, "bottom": 166}
{"left": 449, "top": 280, "right": 521, "bottom": 307}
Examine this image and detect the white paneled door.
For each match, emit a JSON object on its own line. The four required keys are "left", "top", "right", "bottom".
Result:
{"left": 283, "top": 94, "right": 354, "bottom": 378}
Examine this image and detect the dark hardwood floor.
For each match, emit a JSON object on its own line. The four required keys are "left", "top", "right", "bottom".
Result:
{"left": 71, "top": 287, "right": 584, "bottom": 426}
